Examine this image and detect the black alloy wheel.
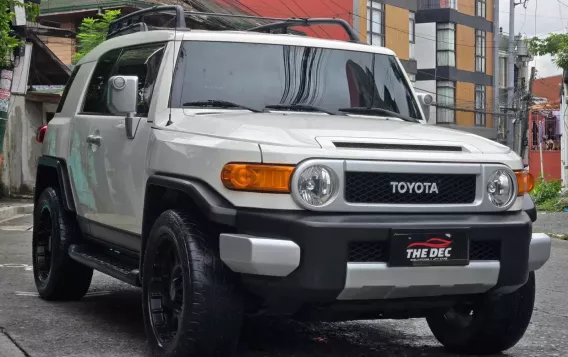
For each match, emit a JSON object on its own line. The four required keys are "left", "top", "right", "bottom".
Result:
{"left": 35, "top": 204, "right": 53, "bottom": 282}
{"left": 32, "top": 187, "right": 93, "bottom": 300}
{"left": 148, "top": 234, "right": 185, "bottom": 347}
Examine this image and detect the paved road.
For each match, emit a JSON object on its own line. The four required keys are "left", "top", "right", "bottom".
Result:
{"left": 0, "top": 214, "right": 567, "bottom": 357}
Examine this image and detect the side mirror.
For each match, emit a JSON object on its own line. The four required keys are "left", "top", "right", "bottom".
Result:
{"left": 416, "top": 92, "right": 434, "bottom": 123}
{"left": 107, "top": 75, "right": 139, "bottom": 139}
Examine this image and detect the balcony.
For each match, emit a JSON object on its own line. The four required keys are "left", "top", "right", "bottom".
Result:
{"left": 418, "top": 0, "right": 458, "bottom": 10}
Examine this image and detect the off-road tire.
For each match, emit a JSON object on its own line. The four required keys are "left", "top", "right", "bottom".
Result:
{"left": 32, "top": 187, "right": 93, "bottom": 300}
{"left": 142, "top": 209, "right": 243, "bottom": 357}
{"left": 427, "top": 272, "right": 536, "bottom": 355}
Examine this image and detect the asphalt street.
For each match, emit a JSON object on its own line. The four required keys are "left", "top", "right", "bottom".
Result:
{"left": 0, "top": 214, "right": 567, "bottom": 357}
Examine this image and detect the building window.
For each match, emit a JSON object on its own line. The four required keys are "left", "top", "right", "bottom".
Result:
{"left": 367, "top": 1, "right": 384, "bottom": 46}
{"left": 476, "top": 0, "right": 486, "bottom": 18}
{"left": 409, "top": 11, "right": 415, "bottom": 59}
{"left": 437, "top": 81, "right": 455, "bottom": 123}
{"left": 499, "top": 55, "right": 507, "bottom": 87}
{"left": 475, "top": 85, "right": 486, "bottom": 126}
{"left": 476, "top": 30, "right": 486, "bottom": 73}
{"left": 437, "top": 23, "right": 455, "bottom": 67}
{"left": 419, "top": 0, "right": 457, "bottom": 10}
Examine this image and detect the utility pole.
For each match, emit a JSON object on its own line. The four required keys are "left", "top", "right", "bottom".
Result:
{"left": 520, "top": 67, "right": 536, "bottom": 163}
{"left": 494, "top": 0, "right": 500, "bottom": 142}
{"left": 506, "top": 0, "right": 516, "bottom": 150}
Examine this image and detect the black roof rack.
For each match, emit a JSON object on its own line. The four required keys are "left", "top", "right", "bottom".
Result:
{"left": 106, "top": 5, "right": 363, "bottom": 43}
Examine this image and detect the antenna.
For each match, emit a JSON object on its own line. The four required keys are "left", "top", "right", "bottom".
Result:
{"left": 166, "top": 4, "right": 178, "bottom": 126}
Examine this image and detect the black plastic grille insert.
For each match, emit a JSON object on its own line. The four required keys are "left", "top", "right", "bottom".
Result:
{"left": 347, "top": 240, "right": 500, "bottom": 262}
{"left": 469, "top": 241, "right": 501, "bottom": 261}
{"left": 345, "top": 172, "right": 476, "bottom": 204}
{"left": 348, "top": 242, "right": 388, "bottom": 262}
{"left": 334, "top": 142, "right": 463, "bottom": 152}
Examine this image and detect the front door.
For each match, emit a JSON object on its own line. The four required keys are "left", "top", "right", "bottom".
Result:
{"left": 75, "top": 43, "right": 166, "bottom": 252}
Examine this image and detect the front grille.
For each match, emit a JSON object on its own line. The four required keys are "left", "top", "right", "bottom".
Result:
{"left": 347, "top": 240, "right": 501, "bottom": 263}
{"left": 333, "top": 142, "right": 463, "bottom": 152}
{"left": 469, "top": 241, "right": 500, "bottom": 260}
{"left": 345, "top": 172, "right": 476, "bottom": 204}
{"left": 348, "top": 242, "right": 388, "bottom": 262}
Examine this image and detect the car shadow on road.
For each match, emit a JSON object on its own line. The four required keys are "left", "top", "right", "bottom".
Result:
{"left": 239, "top": 317, "right": 449, "bottom": 357}
{"left": 62, "top": 290, "right": 511, "bottom": 357}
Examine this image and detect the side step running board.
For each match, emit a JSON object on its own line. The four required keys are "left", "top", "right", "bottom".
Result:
{"left": 68, "top": 244, "right": 141, "bottom": 287}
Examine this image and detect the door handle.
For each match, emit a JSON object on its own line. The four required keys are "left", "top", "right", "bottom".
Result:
{"left": 86, "top": 135, "right": 102, "bottom": 146}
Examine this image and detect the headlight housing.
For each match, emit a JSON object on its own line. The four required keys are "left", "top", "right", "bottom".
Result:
{"left": 297, "top": 165, "right": 337, "bottom": 206}
{"left": 487, "top": 170, "right": 515, "bottom": 207}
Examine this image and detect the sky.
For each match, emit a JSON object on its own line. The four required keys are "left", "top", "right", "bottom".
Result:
{"left": 498, "top": 0, "right": 567, "bottom": 79}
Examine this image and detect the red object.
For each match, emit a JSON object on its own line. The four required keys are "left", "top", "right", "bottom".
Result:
{"left": 213, "top": 0, "right": 353, "bottom": 41}
{"left": 36, "top": 125, "right": 47, "bottom": 143}
{"left": 528, "top": 112, "right": 562, "bottom": 181}
{"left": 408, "top": 238, "right": 452, "bottom": 249}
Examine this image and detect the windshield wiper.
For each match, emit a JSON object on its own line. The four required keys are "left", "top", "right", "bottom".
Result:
{"left": 265, "top": 104, "right": 336, "bottom": 115}
{"left": 338, "top": 107, "right": 418, "bottom": 123}
{"left": 183, "top": 100, "right": 261, "bottom": 113}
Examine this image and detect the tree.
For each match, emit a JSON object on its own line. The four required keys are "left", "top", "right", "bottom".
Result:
{"left": 73, "top": 9, "right": 121, "bottom": 64}
{"left": 0, "top": 0, "right": 38, "bottom": 69}
{"left": 527, "top": 34, "right": 568, "bottom": 71}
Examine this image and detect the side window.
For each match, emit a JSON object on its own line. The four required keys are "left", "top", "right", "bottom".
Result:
{"left": 56, "top": 65, "right": 81, "bottom": 113}
{"left": 111, "top": 44, "right": 166, "bottom": 116}
{"left": 82, "top": 49, "right": 122, "bottom": 114}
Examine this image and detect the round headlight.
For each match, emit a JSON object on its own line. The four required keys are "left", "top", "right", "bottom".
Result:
{"left": 487, "top": 170, "right": 514, "bottom": 207}
{"left": 297, "top": 165, "right": 337, "bottom": 206}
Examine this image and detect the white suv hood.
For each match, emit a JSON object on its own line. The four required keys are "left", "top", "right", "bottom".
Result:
{"left": 169, "top": 111, "right": 510, "bottom": 154}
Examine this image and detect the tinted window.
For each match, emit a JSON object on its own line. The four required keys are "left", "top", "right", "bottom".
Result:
{"left": 170, "top": 41, "right": 420, "bottom": 119}
{"left": 56, "top": 65, "right": 81, "bottom": 113}
{"left": 82, "top": 49, "right": 122, "bottom": 114}
{"left": 112, "top": 44, "right": 166, "bottom": 116}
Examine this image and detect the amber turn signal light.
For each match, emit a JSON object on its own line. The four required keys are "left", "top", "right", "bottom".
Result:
{"left": 221, "top": 163, "right": 295, "bottom": 193}
{"left": 515, "top": 171, "right": 535, "bottom": 195}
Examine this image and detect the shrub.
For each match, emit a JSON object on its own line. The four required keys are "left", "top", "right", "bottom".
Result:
{"left": 531, "top": 177, "right": 562, "bottom": 204}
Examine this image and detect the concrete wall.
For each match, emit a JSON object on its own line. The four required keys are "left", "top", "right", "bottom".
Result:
{"left": 1, "top": 95, "right": 51, "bottom": 196}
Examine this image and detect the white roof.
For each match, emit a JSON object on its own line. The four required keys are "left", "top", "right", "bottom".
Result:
{"left": 77, "top": 29, "right": 396, "bottom": 65}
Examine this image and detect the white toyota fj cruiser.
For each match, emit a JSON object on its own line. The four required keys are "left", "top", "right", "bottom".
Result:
{"left": 33, "top": 6, "right": 551, "bottom": 357}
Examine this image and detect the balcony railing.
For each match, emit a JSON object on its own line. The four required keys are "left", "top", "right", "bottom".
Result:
{"left": 419, "top": 0, "right": 458, "bottom": 10}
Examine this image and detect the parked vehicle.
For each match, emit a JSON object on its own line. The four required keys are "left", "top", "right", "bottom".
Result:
{"left": 33, "top": 6, "right": 551, "bottom": 356}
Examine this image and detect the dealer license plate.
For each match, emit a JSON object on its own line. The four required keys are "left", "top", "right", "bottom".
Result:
{"left": 389, "top": 231, "right": 469, "bottom": 267}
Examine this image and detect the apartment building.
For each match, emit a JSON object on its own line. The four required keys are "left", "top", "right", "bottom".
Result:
{"left": 413, "top": 0, "right": 497, "bottom": 139}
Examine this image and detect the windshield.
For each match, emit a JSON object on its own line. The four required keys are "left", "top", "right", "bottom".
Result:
{"left": 170, "top": 41, "right": 421, "bottom": 120}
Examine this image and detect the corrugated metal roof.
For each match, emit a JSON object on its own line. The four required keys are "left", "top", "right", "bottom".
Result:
{"left": 40, "top": 0, "right": 195, "bottom": 15}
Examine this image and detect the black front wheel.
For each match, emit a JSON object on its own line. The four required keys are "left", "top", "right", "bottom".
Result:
{"left": 142, "top": 210, "right": 243, "bottom": 357}
{"left": 32, "top": 187, "right": 93, "bottom": 300}
{"left": 427, "top": 272, "right": 536, "bottom": 355}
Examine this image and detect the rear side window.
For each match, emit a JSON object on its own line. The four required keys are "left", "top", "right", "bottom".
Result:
{"left": 56, "top": 65, "right": 81, "bottom": 113}
{"left": 82, "top": 49, "right": 122, "bottom": 114}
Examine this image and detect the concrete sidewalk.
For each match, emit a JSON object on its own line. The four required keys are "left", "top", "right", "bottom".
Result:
{"left": 0, "top": 199, "right": 33, "bottom": 223}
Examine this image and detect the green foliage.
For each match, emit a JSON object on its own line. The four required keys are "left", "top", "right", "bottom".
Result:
{"left": 530, "top": 177, "right": 563, "bottom": 212}
{"left": 26, "top": 3, "right": 39, "bottom": 23}
{"left": 0, "top": 0, "right": 39, "bottom": 69}
{"left": 527, "top": 34, "right": 568, "bottom": 70}
{"left": 531, "top": 177, "right": 562, "bottom": 204}
{"left": 73, "top": 10, "right": 121, "bottom": 64}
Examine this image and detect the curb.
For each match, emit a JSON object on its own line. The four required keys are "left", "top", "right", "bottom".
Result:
{"left": 0, "top": 330, "right": 26, "bottom": 357}
{"left": 0, "top": 205, "right": 33, "bottom": 222}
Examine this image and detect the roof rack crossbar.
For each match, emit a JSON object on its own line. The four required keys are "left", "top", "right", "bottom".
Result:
{"left": 247, "top": 18, "right": 362, "bottom": 43}
{"left": 106, "top": 5, "right": 363, "bottom": 44}
{"left": 107, "top": 5, "right": 186, "bottom": 39}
